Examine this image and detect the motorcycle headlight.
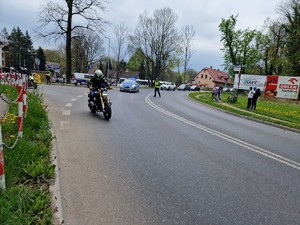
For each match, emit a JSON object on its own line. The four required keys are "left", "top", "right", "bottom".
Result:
{"left": 102, "top": 95, "right": 107, "bottom": 101}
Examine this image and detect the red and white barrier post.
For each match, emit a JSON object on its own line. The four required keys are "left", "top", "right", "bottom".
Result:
{"left": 18, "top": 76, "right": 23, "bottom": 138}
{"left": 22, "top": 75, "right": 27, "bottom": 117}
{"left": 0, "top": 67, "right": 2, "bottom": 84}
{"left": 0, "top": 125, "right": 5, "bottom": 191}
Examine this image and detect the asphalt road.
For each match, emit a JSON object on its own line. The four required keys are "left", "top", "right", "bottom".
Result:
{"left": 43, "top": 84, "right": 300, "bottom": 225}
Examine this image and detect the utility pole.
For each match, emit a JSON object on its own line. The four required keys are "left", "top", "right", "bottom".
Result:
{"left": 104, "top": 36, "right": 110, "bottom": 79}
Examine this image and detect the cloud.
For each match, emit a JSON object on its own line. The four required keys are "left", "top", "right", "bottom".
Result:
{"left": 0, "top": 0, "right": 281, "bottom": 71}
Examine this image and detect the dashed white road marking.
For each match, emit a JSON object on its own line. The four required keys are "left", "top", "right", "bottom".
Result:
{"left": 62, "top": 110, "right": 70, "bottom": 116}
{"left": 145, "top": 94, "right": 300, "bottom": 171}
{"left": 60, "top": 121, "right": 70, "bottom": 129}
{"left": 59, "top": 93, "right": 85, "bottom": 129}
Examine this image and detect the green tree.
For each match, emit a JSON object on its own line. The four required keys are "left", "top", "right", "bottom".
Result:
{"left": 23, "top": 31, "right": 36, "bottom": 70}
{"left": 219, "top": 15, "right": 268, "bottom": 75}
{"left": 281, "top": 0, "right": 300, "bottom": 75}
{"left": 261, "top": 18, "right": 287, "bottom": 75}
{"left": 127, "top": 48, "right": 144, "bottom": 71}
{"left": 8, "top": 27, "right": 35, "bottom": 70}
{"left": 219, "top": 15, "right": 240, "bottom": 70}
{"left": 36, "top": 47, "right": 47, "bottom": 71}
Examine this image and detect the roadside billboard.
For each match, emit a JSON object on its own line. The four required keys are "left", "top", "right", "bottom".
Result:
{"left": 276, "top": 76, "right": 299, "bottom": 99}
{"left": 264, "top": 75, "right": 279, "bottom": 97}
{"left": 46, "top": 62, "right": 61, "bottom": 74}
{"left": 234, "top": 74, "right": 266, "bottom": 91}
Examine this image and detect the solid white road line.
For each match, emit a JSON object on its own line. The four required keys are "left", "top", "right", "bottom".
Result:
{"left": 145, "top": 94, "right": 300, "bottom": 171}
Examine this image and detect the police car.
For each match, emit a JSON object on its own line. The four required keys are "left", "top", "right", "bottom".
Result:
{"left": 71, "top": 73, "right": 94, "bottom": 86}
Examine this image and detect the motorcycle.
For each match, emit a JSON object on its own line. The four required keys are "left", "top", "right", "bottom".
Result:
{"left": 28, "top": 74, "right": 35, "bottom": 87}
{"left": 26, "top": 73, "right": 37, "bottom": 89}
{"left": 88, "top": 87, "right": 112, "bottom": 120}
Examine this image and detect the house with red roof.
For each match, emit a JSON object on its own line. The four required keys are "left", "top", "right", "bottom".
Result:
{"left": 193, "top": 66, "right": 232, "bottom": 89}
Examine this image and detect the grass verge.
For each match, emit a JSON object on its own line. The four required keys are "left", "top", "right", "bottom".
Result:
{"left": 0, "top": 84, "right": 55, "bottom": 225}
{"left": 189, "top": 91, "right": 300, "bottom": 131}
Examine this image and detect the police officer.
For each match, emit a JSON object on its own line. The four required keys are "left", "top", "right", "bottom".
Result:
{"left": 46, "top": 71, "right": 51, "bottom": 84}
{"left": 154, "top": 78, "right": 161, "bottom": 97}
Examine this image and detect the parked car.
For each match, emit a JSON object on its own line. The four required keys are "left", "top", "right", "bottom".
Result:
{"left": 119, "top": 79, "right": 140, "bottom": 93}
{"left": 52, "top": 76, "right": 64, "bottom": 83}
{"left": 177, "top": 84, "right": 190, "bottom": 91}
{"left": 190, "top": 85, "right": 200, "bottom": 91}
{"left": 71, "top": 73, "right": 94, "bottom": 86}
{"left": 223, "top": 87, "right": 234, "bottom": 92}
{"left": 160, "top": 82, "right": 176, "bottom": 91}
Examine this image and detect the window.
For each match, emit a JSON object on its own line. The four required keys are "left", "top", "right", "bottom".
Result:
{"left": 201, "top": 75, "right": 203, "bottom": 79}
{"left": 205, "top": 75, "right": 207, "bottom": 79}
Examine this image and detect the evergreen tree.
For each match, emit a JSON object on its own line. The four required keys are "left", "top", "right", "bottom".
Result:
{"left": 8, "top": 27, "right": 35, "bottom": 70}
{"left": 23, "top": 31, "right": 35, "bottom": 70}
{"left": 36, "top": 47, "right": 47, "bottom": 71}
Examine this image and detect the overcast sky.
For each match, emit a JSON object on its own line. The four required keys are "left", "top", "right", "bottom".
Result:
{"left": 0, "top": 0, "right": 282, "bottom": 72}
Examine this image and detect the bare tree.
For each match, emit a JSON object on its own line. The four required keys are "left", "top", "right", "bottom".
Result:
{"left": 0, "top": 28, "right": 9, "bottom": 44}
{"left": 72, "top": 29, "right": 104, "bottom": 73}
{"left": 130, "top": 7, "right": 180, "bottom": 82}
{"left": 180, "top": 25, "right": 196, "bottom": 82}
{"left": 112, "top": 23, "right": 128, "bottom": 82}
{"left": 36, "top": 0, "right": 107, "bottom": 80}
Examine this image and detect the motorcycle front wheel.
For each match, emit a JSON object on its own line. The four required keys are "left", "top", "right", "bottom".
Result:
{"left": 103, "top": 104, "right": 112, "bottom": 120}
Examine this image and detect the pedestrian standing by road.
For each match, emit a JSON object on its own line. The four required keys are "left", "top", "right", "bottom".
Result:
{"left": 62, "top": 73, "right": 66, "bottom": 85}
{"left": 246, "top": 87, "right": 255, "bottom": 109}
{"left": 154, "top": 78, "right": 161, "bottom": 97}
{"left": 251, "top": 87, "right": 261, "bottom": 110}
{"left": 218, "top": 86, "right": 223, "bottom": 100}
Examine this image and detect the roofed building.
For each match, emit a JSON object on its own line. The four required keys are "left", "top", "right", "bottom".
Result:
{"left": 0, "top": 41, "right": 10, "bottom": 68}
{"left": 193, "top": 66, "right": 232, "bottom": 89}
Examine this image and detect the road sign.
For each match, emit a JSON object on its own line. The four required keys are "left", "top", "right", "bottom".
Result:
{"left": 35, "top": 58, "right": 40, "bottom": 66}
{"left": 233, "top": 65, "right": 241, "bottom": 72}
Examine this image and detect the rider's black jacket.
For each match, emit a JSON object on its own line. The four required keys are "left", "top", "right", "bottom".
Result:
{"left": 90, "top": 77, "right": 110, "bottom": 89}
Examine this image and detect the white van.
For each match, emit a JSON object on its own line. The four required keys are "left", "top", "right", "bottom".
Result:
{"left": 71, "top": 73, "right": 94, "bottom": 86}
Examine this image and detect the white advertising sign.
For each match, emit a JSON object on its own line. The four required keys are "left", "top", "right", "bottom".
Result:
{"left": 234, "top": 74, "right": 266, "bottom": 91}
{"left": 276, "top": 76, "right": 300, "bottom": 99}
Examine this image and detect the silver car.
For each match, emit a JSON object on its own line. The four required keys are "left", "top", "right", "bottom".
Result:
{"left": 119, "top": 79, "right": 140, "bottom": 93}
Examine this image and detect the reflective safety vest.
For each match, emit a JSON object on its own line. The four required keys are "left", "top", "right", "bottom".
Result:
{"left": 155, "top": 81, "right": 160, "bottom": 88}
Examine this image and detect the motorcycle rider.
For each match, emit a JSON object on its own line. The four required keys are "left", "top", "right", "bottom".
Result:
{"left": 88, "top": 70, "right": 110, "bottom": 109}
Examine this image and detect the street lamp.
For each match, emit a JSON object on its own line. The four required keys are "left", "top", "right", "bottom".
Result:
{"left": 104, "top": 36, "right": 110, "bottom": 79}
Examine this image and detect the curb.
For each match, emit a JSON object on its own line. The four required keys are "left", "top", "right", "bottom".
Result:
{"left": 49, "top": 127, "right": 64, "bottom": 225}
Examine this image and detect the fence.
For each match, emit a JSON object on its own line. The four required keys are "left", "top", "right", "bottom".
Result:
{"left": 0, "top": 70, "right": 31, "bottom": 191}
